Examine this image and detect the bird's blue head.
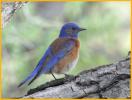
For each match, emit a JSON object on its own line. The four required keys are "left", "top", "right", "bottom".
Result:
{"left": 59, "top": 22, "right": 86, "bottom": 38}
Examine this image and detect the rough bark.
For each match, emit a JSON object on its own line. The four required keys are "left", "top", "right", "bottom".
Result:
{"left": 2, "top": 2, "right": 27, "bottom": 28}
{"left": 22, "top": 52, "right": 130, "bottom": 98}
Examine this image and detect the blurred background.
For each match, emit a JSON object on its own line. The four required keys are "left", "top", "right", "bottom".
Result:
{"left": 2, "top": 2, "right": 130, "bottom": 98}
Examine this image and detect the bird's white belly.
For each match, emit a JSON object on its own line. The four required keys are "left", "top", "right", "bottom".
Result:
{"left": 61, "top": 55, "right": 79, "bottom": 73}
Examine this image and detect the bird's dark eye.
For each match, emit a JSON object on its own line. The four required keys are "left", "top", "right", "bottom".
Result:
{"left": 72, "top": 27, "right": 76, "bottom": 30}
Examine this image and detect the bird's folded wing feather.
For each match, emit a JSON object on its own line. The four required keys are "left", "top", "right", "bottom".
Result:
{"left": 18, "top": 38, "right": 75, "bottom": 87}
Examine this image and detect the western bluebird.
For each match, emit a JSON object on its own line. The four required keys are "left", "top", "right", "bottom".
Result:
{"left": 18, "top": 22, "right": 86, "bottom": 87}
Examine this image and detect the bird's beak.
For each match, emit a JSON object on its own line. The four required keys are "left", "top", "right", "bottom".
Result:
{"left": 79, "top": 28, "right": 87, "bottom": 31}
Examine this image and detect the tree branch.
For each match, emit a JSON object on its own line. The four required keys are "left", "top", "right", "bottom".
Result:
{"left": 2, "top": 2, "right": 27, "bottom": 28}
{"left": 22, "top": 52, "right": 130, "bottom": 98}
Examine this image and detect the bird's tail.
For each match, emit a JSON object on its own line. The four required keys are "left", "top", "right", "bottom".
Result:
{"left": 18, "top": 66, "right": 41, "bottom": 87}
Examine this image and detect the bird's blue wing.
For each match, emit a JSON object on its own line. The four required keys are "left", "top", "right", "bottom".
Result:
{"left": 18, "top": 39, "right": 74, "bottom": 87}
{"left": 42, "top": 40, "right": 75, "bottom": 73}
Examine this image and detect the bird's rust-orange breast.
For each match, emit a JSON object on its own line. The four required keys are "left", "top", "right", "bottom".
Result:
{"left": 50, "top": 38, "right": 80, "bottom": 74}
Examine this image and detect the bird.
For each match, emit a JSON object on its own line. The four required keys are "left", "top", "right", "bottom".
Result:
{"left": 18, "top": 22, "right": 86, "bottom": 87}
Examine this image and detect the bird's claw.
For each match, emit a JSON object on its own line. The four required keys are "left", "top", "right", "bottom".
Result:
{"left": 64, "top": 74, "right": 75, "bottom": 82}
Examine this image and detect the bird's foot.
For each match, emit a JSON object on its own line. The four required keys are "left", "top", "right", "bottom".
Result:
{"left": 64, "top": 74, "right": 76, "bottom": 82}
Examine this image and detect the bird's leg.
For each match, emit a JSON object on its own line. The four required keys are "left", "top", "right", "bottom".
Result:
{"left": 51, "top": 71, "right": 57, "bottom": 80}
